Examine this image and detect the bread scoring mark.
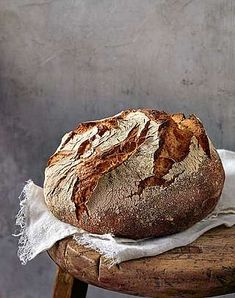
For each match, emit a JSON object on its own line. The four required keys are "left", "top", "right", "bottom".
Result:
{"left": 48, "top": 150, "right": 73, "bottom": 167}
{"left": 44, "top": 109, "right": 212, "bottom": 227}
{"left": 49, "top": 111, "right": 126, "bottom": 163}
{"left": 173, "top": 114, "right": 211, "bottom": 158}
{"left": 58, "top": 131, "right": 77, "bottom": 152}
{"left": 75, "top": 117, "right": 119, "bottom": 135}
{"left": 44, "top": 110, "right": 155, "bottom": 223}
{"left": 136, "top": 116, "right": 193, "bottom": 189}
{"left": 163, "top": 136, "right": 207, "bottom": 182}
{"left": 85, "top": 145, "right": 222, "bottom": 238}
{"left": 73, "top": 118, "right": 152, "bottom": 221}
{"left": 72, "top": 109, "right": 135, "bottom": 136}
{"left": 85, "top": 118, "right": 162, "bottom": 219}
{"left": 74, "top": 139, "right": 91, "bottom": 159}
{"left": 44, "top": 125, "right": 100, "bottom": 224}
{"left": 137, "top": 112, "right": 210, "bottom": 190}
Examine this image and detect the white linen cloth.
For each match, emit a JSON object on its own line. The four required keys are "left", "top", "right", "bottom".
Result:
{"left": 14, "top": 150, "right": 235, "bottom": 265}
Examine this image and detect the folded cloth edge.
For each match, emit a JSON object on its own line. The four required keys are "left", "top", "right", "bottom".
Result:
{"left": 13, "top": 149, "right": 235, "bottom": 265}
{"left": 73, "top": 214, "right": 235, "bottom": 265}
{"left": 13, "top": 180, "right": 35, "bottom": 264}
{"left": 14, "top": 180, "right": 79, "bottom": 265}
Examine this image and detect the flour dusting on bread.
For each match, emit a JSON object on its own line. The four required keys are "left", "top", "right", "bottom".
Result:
{"left": 44, "top": 109, "right": 225, "bottom": 239}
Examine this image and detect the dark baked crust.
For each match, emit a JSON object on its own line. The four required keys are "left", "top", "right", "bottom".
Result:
{"left": 44, "top": 109, "right": 225, "bottom": 239}
{"left": 79, "top": 147, "right": 224, "bottom": 239}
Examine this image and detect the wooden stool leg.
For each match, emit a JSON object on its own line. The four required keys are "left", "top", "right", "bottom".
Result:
{"left": 71, "top": 277, "right": 88, "bottom": 298}
{"left": 53, "top": 266, "right": 88, "bottom": 298}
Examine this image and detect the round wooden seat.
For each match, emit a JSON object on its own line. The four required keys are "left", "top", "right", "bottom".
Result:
{"left": 48, "top": 226, "right": 235, "bottom": 297}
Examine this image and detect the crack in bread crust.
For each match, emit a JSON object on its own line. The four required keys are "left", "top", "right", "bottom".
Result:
{"left": 43, "top": 109, "right": 224, "bottom": 238}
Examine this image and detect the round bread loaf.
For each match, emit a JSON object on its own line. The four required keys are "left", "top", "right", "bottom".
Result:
{"left": 44, "top": 109, "right": 225, "bottom": 239}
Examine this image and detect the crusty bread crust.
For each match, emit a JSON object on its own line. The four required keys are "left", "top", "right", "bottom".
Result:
{"left": 44, "top": 109, "right": 225, "bottom": 239}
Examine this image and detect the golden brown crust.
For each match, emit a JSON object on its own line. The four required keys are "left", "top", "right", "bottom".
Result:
{"left": 44, "top": 109, "right": 225, "bottom": 239}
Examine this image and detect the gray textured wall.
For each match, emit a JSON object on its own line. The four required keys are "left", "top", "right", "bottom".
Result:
{"left": 0, "top": 0, "right": 235, "bottom": 297}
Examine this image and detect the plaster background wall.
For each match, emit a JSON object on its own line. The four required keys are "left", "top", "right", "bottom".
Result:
{"left": 0, "top": 0, "right": 234, "bottom": 297}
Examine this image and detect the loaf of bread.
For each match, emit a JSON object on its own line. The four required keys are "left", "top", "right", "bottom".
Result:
{"left": 44, "top": 109, "right": 225, "bottom": 239}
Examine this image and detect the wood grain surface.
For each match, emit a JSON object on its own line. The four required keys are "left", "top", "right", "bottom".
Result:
{"left": 48, "top": 226, "right": 235, "bottom": 297}
{"left": 53, "top": 267, "right": 74, "bottom": 298}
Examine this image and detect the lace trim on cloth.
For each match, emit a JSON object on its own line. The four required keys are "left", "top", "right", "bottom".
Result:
{"left": 13, "top": 180, "right": 35, "bottom": 264}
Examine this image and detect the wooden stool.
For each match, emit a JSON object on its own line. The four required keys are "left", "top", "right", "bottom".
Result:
{"left": 48, "top": 226, "right": 235, "bottom": 298}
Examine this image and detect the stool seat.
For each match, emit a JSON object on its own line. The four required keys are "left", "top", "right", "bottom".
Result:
{"left": 48, "top": 226, "right": 235, "bottom": 297}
